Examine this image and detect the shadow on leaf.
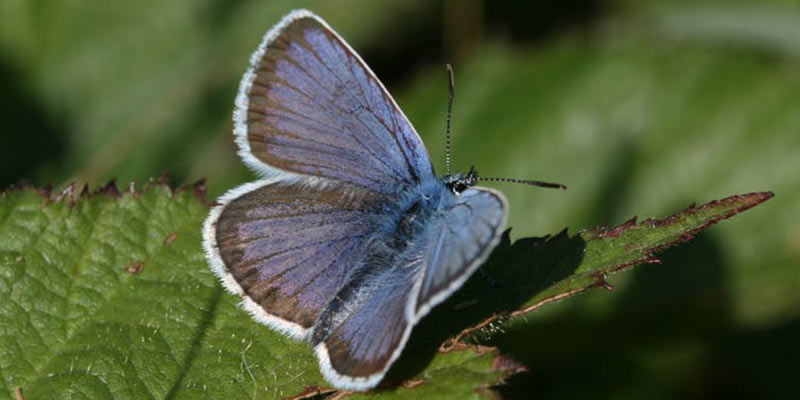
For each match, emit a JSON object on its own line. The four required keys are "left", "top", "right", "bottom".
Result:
{"left": 381, "top": 228, "right": 586, "bottom": 386}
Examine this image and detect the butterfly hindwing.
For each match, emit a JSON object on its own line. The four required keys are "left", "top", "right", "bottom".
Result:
{"left": 236, "top": 10, "right": 435, "bottom": 194}
{"left": 310, "top": 186, "right": 506, "bottom": 389}
{"left": 203, "top": 179, "right": 385, "bottom": 338}
{"left": 314, "top": 264, "right": 420, "bottom": 389}
{"left": 416, "top": 187, "right": 507, "bottom": 314}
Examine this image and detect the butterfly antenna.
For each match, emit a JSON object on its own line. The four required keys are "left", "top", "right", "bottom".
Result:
{"left": 478, "top": 176, "right": 567, "bottom": 190}
{"left": 445, "top": 63, "right": 455, "bottom": 176}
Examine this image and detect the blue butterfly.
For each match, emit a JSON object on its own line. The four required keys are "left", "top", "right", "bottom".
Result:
{"left": 203, "top": 9, "right": 562, "bottom": 390}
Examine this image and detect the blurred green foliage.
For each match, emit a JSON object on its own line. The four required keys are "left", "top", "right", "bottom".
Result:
{"left": 1, "top": 0, "right": 798, "bottom": 398}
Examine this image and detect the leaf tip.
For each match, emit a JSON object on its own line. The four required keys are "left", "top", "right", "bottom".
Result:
{"left": 475, "top": 353, "right": 528, "bottom": 399}
{"left": 55, "top": 182, "right": 76, "bottom": 201}
{"left": 491, "top": 354, "right": 528, "bottom": 375}
{"left": 99, "top": 180, "right": 121, "bottom": 198}
{"left": 170, "top": 178, "right": 210, "bottom": 206}
{"left": 190, "top": 179, "right": 209, "bottom": 203}
{"left": 160, "top": 170, "right": 170, "bottom": 185}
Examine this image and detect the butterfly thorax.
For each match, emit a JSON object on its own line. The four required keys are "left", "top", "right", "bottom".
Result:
{"left": 442, "top": 166, "right": 478, "bottom": 195}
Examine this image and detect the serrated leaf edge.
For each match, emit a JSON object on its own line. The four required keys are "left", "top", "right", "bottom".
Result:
{"left": 442, "top": 191, "right": 774, "bottom": 349}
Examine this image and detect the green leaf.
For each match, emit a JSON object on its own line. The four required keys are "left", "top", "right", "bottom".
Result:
{"left": 0, "top": 183, "right": 521, "bottom": 400}
{"left": 442, "top": 192, "right": 775, "bottom": 348}
{"left": 0, "top": 181, "right": 772, "bottom": 399}
{"left": 0, "top": 182, "right": 213, "bottom": 399}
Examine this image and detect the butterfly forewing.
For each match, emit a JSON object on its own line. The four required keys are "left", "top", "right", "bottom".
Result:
{"left": 238, "top": 12, "right": 435, "bottom": 194}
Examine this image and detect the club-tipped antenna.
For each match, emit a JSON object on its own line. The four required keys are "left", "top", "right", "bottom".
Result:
{"left": 445, "top": 63, "right": 455, "bottom": 176}
{"left": 478, "top": 176, "right": 567, "bottom": 190}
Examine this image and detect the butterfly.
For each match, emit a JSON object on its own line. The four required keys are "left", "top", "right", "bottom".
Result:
{"left": 203, "top": 9, "right": 563, "bottom": 391}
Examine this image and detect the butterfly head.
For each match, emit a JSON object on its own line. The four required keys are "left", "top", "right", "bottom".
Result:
{"left": 443, "top": 165, "right": 478, "bottom": 195}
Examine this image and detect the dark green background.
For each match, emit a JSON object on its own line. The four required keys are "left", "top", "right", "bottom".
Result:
{"left": 1, "top": 0, "right": 797, "bottom": 398}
